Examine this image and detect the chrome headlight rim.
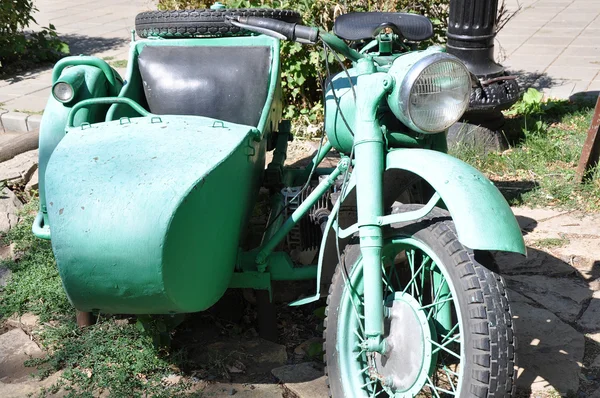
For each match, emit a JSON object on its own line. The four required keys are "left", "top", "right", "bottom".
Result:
{"left": 398, "top": 52, "right": 471, "bottom": 134}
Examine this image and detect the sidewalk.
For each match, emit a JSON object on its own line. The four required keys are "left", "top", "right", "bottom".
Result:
{"left": 0, "top": 0, "right": 155, "bottom": 132}
{"left": 1, "top": 0, "right": 599, "bottom": 132}
{"left": 497, "top": 0, "right": 600, "bottom": 99}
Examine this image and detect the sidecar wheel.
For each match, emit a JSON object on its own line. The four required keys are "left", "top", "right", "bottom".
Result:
{"left": 324, "top": 205, "right": 516, "bottom": 397}
{"left": 135, "top": 8, "right": 301, "bottom": 38}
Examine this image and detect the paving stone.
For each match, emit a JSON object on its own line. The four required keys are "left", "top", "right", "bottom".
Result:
{"left": 0, "top": 265, "right": 11, "bottom": 288}
{"left": 272, "top": 362, "right": 328, "bottom": 398}
{"left": 26, "top": 114, "right": 42, "bottom": 132}
{"left": 535, "top": 212, "right": 600, "bottom": 238}
{"left": 0, "top": 112, "right": 29, "bottom": 133}
{"left": 0, "top": 371, "right": 63, "bottom": 398}
{"left": 0, "top": 329, "right": 44, "bottom": 384}
{"left": 579, "top": 291, "right": 600, "bottom": 332}
{"left": 507, "top": 288, "right": 535, "bottom": 304}
{"left": 25, "top": 170, "right": 39, "bottom": 193}
{"left": 0, "top": 188, "right": 22, "bottom": 234}
{"left": 0, "top": 149, "right": 38, "bottom": 186}
{"left": 494, "top": 247, "right": 575, "bottom": 277}
{"left": 191, "top": 382, "right": 284, "bottom": 397}
{"left": 505, "top": 275, "right": 592, "bottom": 323}
{"left": 550, "top": 238, "right": 600, "bottom": 280}
{"left": 511, "top": 207, "right": 571, "bottom": 231}
{"left": 512, "top": 301, "right": 584, "bottom": 394}
{"left": 6, "top": 313, "right": 40, "bottom": 330}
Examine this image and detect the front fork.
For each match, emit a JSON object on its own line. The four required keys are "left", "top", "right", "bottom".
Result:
{"left": 353, "top": 66, "right": 392, "bottom": 354}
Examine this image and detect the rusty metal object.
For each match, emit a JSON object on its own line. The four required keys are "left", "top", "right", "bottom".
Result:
{"left": 576, "top": 95, "right": 600, "bottom": 183}
{"left": 76, "top": 310, "right": 93, "bottom": 327}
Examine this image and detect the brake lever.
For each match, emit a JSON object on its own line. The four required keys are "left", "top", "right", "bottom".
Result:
{"left": 226, "top": 16, "right": 287, "bottom": 40}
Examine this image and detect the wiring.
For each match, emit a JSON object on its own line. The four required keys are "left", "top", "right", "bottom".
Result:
{"left": 320, "top": 38, "right": 360, "bottom": 301}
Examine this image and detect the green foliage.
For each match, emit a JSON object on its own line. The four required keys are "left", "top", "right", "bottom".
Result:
{"left": 29, "top": 320, "right": 189, "bottom": 397}
{"left": 0, "top": 0, "right": 68, "bottom": 70}
{"left": 0, "top": 199, "right": 187, "bottom": 397}
{"left": 0, "top": 199, "right": 71, "bottom": 320}
{"left": 156, "top": 0, "right": 450, "bottom": 135}
{"left": 451, "top": 95, "right": 600, "bottom": 210}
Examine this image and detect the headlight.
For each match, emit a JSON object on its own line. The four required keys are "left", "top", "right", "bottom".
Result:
{"left": 52, "top": 82, "right": 75, "bottom": 103}
{"left": 388, "top": 52, "right": 471, "bottom": 134}
{"left": 52, "top": 68, "right": 85, "bottom": 104}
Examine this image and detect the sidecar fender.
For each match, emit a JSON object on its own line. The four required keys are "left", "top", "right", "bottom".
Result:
{"left": 385, "top": 148, "right": 526, "bottom": 255}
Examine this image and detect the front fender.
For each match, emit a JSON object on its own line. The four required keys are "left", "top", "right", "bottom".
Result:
{"left": 386, "top": 149, "right": 526, "bottom": 255}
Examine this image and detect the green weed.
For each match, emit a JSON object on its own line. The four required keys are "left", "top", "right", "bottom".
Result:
{"left": 0, "top": 199, "right": 188, "bottom": 397}
{"left": 533, "top": 237, "right": 570, "bottom": 249}
{"left": 451, "top": 90, "right": 600, "bottom": 211}
{"left": 109, "top": 59, "right": 127, "bottom": 68}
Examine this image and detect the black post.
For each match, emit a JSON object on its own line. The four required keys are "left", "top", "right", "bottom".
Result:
{"left": 446, "top": 0, "right": 520, "bottom": 151}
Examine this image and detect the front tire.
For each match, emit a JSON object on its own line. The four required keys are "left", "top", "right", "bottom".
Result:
{"left": 324, "top": 205, "right": 515, "bottom": 397}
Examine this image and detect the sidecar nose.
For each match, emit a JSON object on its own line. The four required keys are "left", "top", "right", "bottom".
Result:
{"left": 44, "top": 115, "right": 264, "bottom": 314}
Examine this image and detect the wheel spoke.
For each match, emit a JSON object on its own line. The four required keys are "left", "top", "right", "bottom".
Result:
{"left": 420, "top": 296, "right": 453, "bottom": 311}
{"left": 401, "top": 260, "right": 427, "bottom": 296}
{"left": 380, "top": 263, "right": 395, "bottom": 296}
{"left": 443, "top": 366, "right": 458, "bottom": 392}
{"left": 440, "top": 323, "right": 460, "bottom": 343}
{"left": 426, "top": 375, "right": 442, "bottom": 398}
{"left": 353, "top": 329, "right": 365, "bottom": 343}
{"left": 432, "top": 333, "right": 461, "bottom": 356}
{"left": 427, "top": 337, "right": 461, "bottom": 359}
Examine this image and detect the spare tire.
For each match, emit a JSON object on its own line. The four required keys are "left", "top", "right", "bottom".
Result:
{"left": 135, "top": 8, "right": 302, "bottom": 38}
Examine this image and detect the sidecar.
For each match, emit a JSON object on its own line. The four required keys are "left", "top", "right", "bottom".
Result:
{"left": 33, "top": 34, "right": 284, "bottom": 314}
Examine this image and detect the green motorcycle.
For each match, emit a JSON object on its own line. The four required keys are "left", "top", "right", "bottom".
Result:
{"left": 34, "top": 6, "right": 525, "bottom": 397}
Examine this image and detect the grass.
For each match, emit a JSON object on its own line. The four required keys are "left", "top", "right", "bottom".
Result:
{"left": 533, "top": 236, "right": 570, "bottom": 249}
{"left": 0, "top": 199, "right": 189, "bottom": 397}
{"left": 451, "top": 91, "right": 600, "bottom": 211}
{"left": 13, "top": 109, "right": 44, "bottom": 115}
{"left": 109, "top": 60, "right": 128, "bottom": 68}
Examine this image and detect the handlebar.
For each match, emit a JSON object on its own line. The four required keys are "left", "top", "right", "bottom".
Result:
{"left": 227, "top": 16, "right": 364, "bottom": 62}
{"left": 228, "top": 16, "right": 319, "bottom": 44}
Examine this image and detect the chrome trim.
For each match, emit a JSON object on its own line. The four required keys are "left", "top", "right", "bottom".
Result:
{"left": 398, "top": 53, "right": 470, "bottom": 133}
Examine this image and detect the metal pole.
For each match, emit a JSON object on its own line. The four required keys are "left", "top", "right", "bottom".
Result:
{"left": 446, "top": 0, "right": 520, "bottom": 151}
{"left": 76, "top": 310, "right": 93, "bottom": 327}
{"left": 575, "top": 95, "right": 600, "bottom": 183}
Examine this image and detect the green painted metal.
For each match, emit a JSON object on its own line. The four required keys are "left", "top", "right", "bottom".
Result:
{"left": 35, "top": 63, "right": 123, "bottom": 240}
{"left": 68, "top": 97, "right": 151, "bottom": 127}
{"left": 351, "top": 69, "right": 392, "bottom": 343}
{"left": 386, "top": 149, "right": 526, "bottom": 254}
{"left": 256, "top": 158, "right": 349, "bottom": 266}
{"left": 290, "top": 172, "right": 356, "bottom": 307}
{"left": 52, "top": 56, "right": 119, "bottom": 93}
{"left": 320, "top": 31, "right": 364, "bottom": 62}
{"left": 333, "top": 192, "right": 442, "bottom": 239}
{"left": 45, "top": 115, "right": 266, "bottom": 313}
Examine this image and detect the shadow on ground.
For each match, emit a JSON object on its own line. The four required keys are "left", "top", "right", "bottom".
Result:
{"left": 60, "top": 34, "right": 128, "bottom": 56}
{"left": 1, "top": 35, "right": 128, "bottom": 83}
{"left": 495, "top": 215, "right": 600, "bottom": 396}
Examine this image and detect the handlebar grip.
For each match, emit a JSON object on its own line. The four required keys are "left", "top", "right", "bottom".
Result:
{"left": 243, "top": 17, "right": 296, "bottom": 40}
{"left": 294, "top": 24, "right": 319, "bottom": 43}
{"left": 234, "top": 17, "right": 319, "bottom": 44}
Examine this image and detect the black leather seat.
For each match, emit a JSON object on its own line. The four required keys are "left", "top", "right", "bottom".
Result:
{"left": 334, "top": 12, "right": 433, "bottom": 42}
{"left": 138, "top": 45, "right": 272, "bottom": 127}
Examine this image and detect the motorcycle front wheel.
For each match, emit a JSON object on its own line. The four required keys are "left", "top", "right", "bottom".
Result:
{"left": 325, "top": 205, "right": 516, "bottom": 398}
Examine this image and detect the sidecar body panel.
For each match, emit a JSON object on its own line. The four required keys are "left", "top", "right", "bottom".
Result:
{"left": 45, "top": 116, "right": 265, "bottom": 313}
{"left": 385, "top": 149, "right": 526, "bottom": 255}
